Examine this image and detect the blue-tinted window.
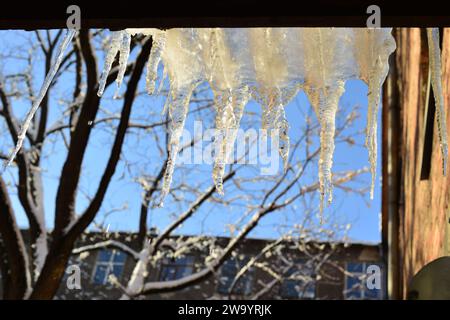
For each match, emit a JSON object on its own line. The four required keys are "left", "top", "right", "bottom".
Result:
{"left": 98, "top": 249, "right": 112, "bottom": 262}
{"left": 344, "top": 262, "right": 384, "bottom": 300}
{"left": 347, "top": 262, "right": 364, "bottom": 273}
{"left": 346, "top": 287, "right": 363, "bottom": 299}
{"left": 159, "top": 256, "right": 195, "bottom": 282}
{"left": 92, "top": 249, "right": 127, "bottom": 285}
{"left": 93, "top": 265, "right": 107, "bottom": 284}
{"left": 280, "top": 260, "right": 316, "bottom": 299}
{"left": 217, "top": 258, "right": 253, "bottom": 296}
{"left": 365, "top": 285, "right": 381, "bottom": 299}
{"left": 346, "top": 275, "right": 362, "bottom": 291}
{"left": 113, "top": 250, "right": 127, "bottom": 263}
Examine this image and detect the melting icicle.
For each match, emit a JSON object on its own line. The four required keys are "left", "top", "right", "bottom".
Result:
{"left": 156, "top": 64, "right": 167, "bottom": 95}
{"left": 1, "top": 29, "right": 76, "bottom": 173}
{"left": 159, "top": 87, "right": 194, "bottom": 206}
{"left": 97, "top": 31, "right": 123, "bottom": 97}
{"left": 302, "top": 29, "right": 347, "bottom": 216}
{"left": 146, "top": 31, "right": 166, "bottom": 95}
{"left": 366, "top": 56, "right": 384, "bottom": 199}
{"left": 250, "top": 29, "right": 292, "bottom": 171}
{"left": 427, "top": 28, "right": 448, "bottom": 175}
{"left": 200, "top": 29, "right": 244, "bottom": 194}
{"left": 212, "top": 90, "right": 234, "bottom": 195}
{"left": 157, "top": 29, "right": 204, "bottom": 206}
{"left": 130, "top": 27, "right": 398, "bottom": 210}
{"left": 318, "top": 85, "right": 345, "bottom": 214}
{"left": 354, "top": 28, "right": 396, "bottom": 199}
{"left": 1, "top": 27, "right": 405, "bottom": 212}
{"left": 259, "top": 88, "right": 291, "bottom": 171}
{"left": 211, "top": 86, "right": 250, "bottom": 194}
{"left": 114, "top": 31, "right": 132, "bottom": 99}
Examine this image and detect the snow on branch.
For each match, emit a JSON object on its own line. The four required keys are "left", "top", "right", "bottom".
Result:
{"left": 72, "top": 240, "right": 140, "bottom": 260}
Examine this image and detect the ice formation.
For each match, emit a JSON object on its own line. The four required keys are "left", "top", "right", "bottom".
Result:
{"left": 98, "top": 30, "right": 128, "bottom": 97}
{"left": 118, "top": 28, "right": 399, "bottom": 209}
{"left": 4, "top": 27, "right": 449, "bottom": 213}
{"left": 1, "top": 29, "right": 76, "bottom": 173}
{"left": 427, "top": 28, "right": 448, "bottom": 175}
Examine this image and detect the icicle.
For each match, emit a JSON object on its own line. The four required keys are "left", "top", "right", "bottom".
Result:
{"left": 158, "top": 87, "right": 194, "bottom": 206}
{"left": 208, "top": 30, "right": 235, "bottom": 193}
{"left": 318, "top": 85, "right": 345, "bottom": 213}
{"left": 156, "top": 64, "right": 167, "bottom": 95}
{"left": 2, "top": 26, "right": 402, "bottom": 211}
{"left": 212, "top": 90, "right": 234, "bottom": 195}
{"left": 250, "top": 28, "right": 291, "bottom": 171}
{"left": 114, "top": 31, "right": 132, "bottom": 99}
{"left": 354, "top": 28, "right": 396, "bottom": 199}
{"left": 156, "top": 29, "right": 204, "bottom": 206}
{"left": 302, "top": 29, "right": 347, "bottom": 216}
{"left": 146, "top": 31, "right": 166, "bottom": 95}
{"left": 154, "top": 27, "right": 396, "bottom": 208}
{"left": 276, "top": 102, "right": 290, "bottom": 171}
{"left": 427, "top": 28, "right": 448, "bottom": 175}
{"left": 196, "top": 28, "right": 244, "bottom": 194}
{"left": 97, "top": 31, "right": 123, "bottom": 97}
{"left": 366, "top": 56, "right": 383, "bottom": 199}
{"left": 1, "top": 29, "right": 76, "bottom": 173}
{"left": 161, "top": 94, "right": 169, "bottom": 115}
{"left": 259, "top": 88, "right": 290, "bottom": 171}
{"left": 212, "top": 86, "right": 250, "bottom": 194}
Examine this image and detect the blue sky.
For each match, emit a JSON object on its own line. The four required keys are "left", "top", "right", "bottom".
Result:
{"left": 0, "top": 30, "right": 382, "bottom": 244}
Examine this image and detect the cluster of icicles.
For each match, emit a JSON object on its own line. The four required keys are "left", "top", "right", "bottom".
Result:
{"left": 2, "top": 28, "right": 448, "bottom": 213}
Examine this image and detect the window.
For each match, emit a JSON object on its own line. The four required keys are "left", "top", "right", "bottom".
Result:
{"left": 217, "top": 258, "right": 253, "bottom": 296}
{"left": 92, "top": 249, "right": 126, "bottom": 285}
{"left": 344, "top": 262, "right": 384, "bottom": 300}
{"left": 280, "top": 260, "right": 316, "bottom": 299}
{"left": 420, "top": 68, "right": 436, "bottom": 180}
{"left": 159, "top": 256, "right": 195, "bottom": 281}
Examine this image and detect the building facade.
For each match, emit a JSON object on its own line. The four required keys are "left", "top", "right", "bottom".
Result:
{"left": 35, "top": 233, "right": 387, "bottom": 300}
{"left": 382, "top": 27, "right": 450, "bottom": 299}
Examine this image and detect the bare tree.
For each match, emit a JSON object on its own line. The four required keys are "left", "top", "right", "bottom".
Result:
{"left": 0, "top": 30, "right": 154, "bottom": 299}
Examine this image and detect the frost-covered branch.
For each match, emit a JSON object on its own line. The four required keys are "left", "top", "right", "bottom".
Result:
{"left": 72, "top": 240, "right": 140, "bottom": 260}
{"left": 228, "top": 237, "right": 285, "bottom": 295}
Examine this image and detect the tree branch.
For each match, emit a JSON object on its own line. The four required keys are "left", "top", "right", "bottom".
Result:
{"left": 53, "top": 30, "right": 101, "bottom": 239}
{"left": 0, "top": 177, "right": 32, "bottom": 299}
{"left": 67, "top": 37, "right": 153, "bottom": 239}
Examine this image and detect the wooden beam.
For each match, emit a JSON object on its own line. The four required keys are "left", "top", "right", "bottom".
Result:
{"left": 0, "top": 1, "right": 449, "bottom": 30}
